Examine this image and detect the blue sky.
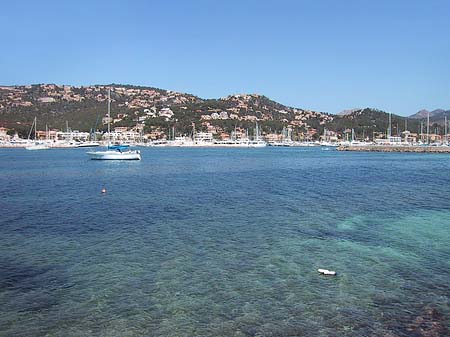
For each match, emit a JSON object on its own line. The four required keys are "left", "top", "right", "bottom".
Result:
{"left": 1, "top": 0, "right": 449, "bottom": 115}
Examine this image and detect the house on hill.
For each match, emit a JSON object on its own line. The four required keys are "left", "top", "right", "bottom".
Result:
{"left": 0, "top": 127, "right": 10, "bottom": 141}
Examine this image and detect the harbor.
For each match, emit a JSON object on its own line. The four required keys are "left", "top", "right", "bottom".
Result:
{"left": 2, "top": 0, "right": 450, "bottom": 335}
{"left": 338, "top": 144, "right": 450, "bottom": 153}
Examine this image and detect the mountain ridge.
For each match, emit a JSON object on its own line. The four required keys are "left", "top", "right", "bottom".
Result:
{"left": 409, "top": 108, "right": 450, "bottom": 122}
{"left": 0, "top": 84, "right": 332, "bottom": 137}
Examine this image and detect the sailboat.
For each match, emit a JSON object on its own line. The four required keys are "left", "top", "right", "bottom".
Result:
{"left": 25, "top": 117, "right": 50, "bottom": 150}
{"left": 247, "top": 122, "right": 267, "bottom": 147}
{"left": 87, "top": 89, "right": 141, "bottom": 160}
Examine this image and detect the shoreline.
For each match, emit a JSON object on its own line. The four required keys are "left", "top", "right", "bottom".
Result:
{"left": 337, "top": 145, "right": 450, "bottom": 153}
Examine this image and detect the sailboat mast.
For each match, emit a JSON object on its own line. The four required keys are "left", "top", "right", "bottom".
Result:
{"left": 34, "top": 117, "right": 37, "bottom": 140}
{"left": 27, "top": 117, "right": 35, "bottom": 140}
{"left": 107, "top": 89, "right": 111, "bottom": 135}
{"left": 388, "top": 112, "right": 392, "bottom": 138}
{"left": 255, "top": 122, "right": 259, "bottom": 141}
{"left": 427, "top": 112, "right": 430, "bottom": 144}
{"left": 445, "top": 116, "right": 448, "bottom": 144}
{"left": 420, "top": 121, "right": 423, "bottom": 142}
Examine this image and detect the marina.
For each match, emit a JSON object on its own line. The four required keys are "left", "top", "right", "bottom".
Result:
{"left": 338, "top": 144, "right": 450, "bottom": 153}
{"left": 86, "top": 89, "right": 141, "bottom": 160}
{"left": 1, "top": 1, "right": 449, "bottom": 335}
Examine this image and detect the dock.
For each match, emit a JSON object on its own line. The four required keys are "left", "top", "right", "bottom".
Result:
{"left": 337, "top": 145, "right": 450, "bottom": 153}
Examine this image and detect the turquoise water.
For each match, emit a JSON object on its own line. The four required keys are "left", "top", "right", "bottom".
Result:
{"left": 0, "top": 147, "right": 449, "bottom": 336}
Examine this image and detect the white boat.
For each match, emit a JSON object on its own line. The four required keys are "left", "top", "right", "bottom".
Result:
{"left": 25, "top": 117, "right": 50, "bottom": 150}
{"left": 292, "top": 141, "right": 318, "bottom": 147}
{"left": 318, "top": 268, "right": 336, "bottom": 276}
{"left": 213, "top": 138, "right": 266, "bottom": 148}
{"left": 87, "top": 89, "right": 141, "bottom": 160}
{"left": 269, "top": 140, "right": 294, "bottom": 147}
{"left": 76, "top": 141, "right": 100, "bottom": 148}
{"left": 87, "top": 145, "right": 141, "bottom": 160}
{"left": 244, "top": 139, "right": 267, "bottom": 148}
{"left": 26, "top": 142, "right": 50, "bottom": 150}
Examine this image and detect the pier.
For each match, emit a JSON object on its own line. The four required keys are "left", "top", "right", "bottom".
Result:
{"left": 337, "top": 145, "right": 450, "bottom": 153}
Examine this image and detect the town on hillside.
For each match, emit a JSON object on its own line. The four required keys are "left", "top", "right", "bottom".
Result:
{"left": 0, "top": 84, "right": 448, "bottom": 147}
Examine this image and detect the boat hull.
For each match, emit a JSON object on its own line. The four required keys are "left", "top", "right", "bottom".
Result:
{"left": 25, "top": 145, "right": 50, "bottom": 150}
{"left": 87, "top": 150, "right": 141, "bottom": 160}
{"left": 76, "top": 142, "right": 100, "bottom": 148}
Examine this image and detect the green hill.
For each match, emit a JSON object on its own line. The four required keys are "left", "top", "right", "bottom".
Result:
{"left": 0, "top": 84, "right": 444, "bottom": 139}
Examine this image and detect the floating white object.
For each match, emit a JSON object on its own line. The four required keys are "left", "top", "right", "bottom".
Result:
{"left": 318, "top": 268, "right": 336, "bottom": 276}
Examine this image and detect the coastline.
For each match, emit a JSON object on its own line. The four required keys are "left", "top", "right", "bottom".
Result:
{"left": 337, "top": 145, "right": 450, "bottom": 153}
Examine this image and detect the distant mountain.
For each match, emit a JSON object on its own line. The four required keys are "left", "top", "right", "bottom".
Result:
{"left": 428, "top": 109, "right": 450, "bottom": 124}
{"left": 409, "top": 109, "right": 447, "bottom": 119}
{"left": 409, "top": 109, "right": 431, "bottom": 119}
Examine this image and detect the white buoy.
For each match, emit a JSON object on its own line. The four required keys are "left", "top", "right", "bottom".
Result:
{"left": 318, "top": 268, "right": 336, "bottom": 276}
{"left": 101, "top": 188, "right": 107, "bottom": 194}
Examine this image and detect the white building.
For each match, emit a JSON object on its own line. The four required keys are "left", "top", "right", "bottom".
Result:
{"left": 103, "top": 129, "right": 141, "bottom": 142}
{"left": 219, "top": 111, "right": 229, "bottom": 119}
{"left": 194, "top": 132, "right": 214, "bottom": 143}
{"left": 57, "top": 131, "right": 90, "bottom": 141}
{"left": 159, "top": 108, "right": 174, "bottom": 120}
{"left": 374, "top": 136, "right": 402, "bottom": 145}
{"left": 0, "top": 127, "right": 10, "bottom": 141}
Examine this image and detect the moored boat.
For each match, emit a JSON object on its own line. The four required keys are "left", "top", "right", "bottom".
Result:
{"left": 25, "top": 142, "right": 50, "bottom": 150}
{"left": 86, "top": 89, "right": 142, "bottom": 160}
{"left": 76, "top": 141, "right": 100, "bottom": 148}
{"left": 25, "top": 117, "right": 50, "bottom": 150}
{"left": 87, "top": 145, "right": 141, "bottom": 160}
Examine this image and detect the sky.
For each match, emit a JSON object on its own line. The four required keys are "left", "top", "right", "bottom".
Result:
{"left": 1, "top": 0, "right": 449, "bottom": 116}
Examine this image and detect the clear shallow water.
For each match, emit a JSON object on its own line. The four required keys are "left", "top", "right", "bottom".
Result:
{"left": 0, "top": 147, "right": 449, "bottom": 336}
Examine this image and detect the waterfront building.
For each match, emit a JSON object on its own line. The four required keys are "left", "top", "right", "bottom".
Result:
{"left": 320, "top": 129, "right": 338, "bottom": 143}
{"left": 0, "top": 127, "right": 10, "bottom": 141}
{"left": 402, "top": 131, "right": 417, "bottom": 144}
{"left": 194, "top": 132, "right": 214, "bottom": 144}
{"left": 36, "top": 129, "right": 59, "bottom": 140}
{"left": 374, "top": 136, "right": 402, "bottom": 145}
{"left": 57, "top": 131, "right": 90, "bottom": 142}
{"left": 103, "top": 130, "right": 141, "bottom": 142}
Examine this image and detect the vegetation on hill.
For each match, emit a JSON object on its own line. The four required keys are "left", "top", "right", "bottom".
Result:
{"left": 0, "top": 84, "right": 446, "bottom": 139}
{"left": 327, "top": 108, "right": 424, "bottom": 138}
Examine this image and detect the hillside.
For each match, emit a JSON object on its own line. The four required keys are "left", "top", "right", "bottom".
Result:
{"left": 0, "top": 84, "right": 332, "bottom": 137}
{"left": 328, "top": 108, "right": 424, "bottom": 136}
{"left": 1, "top": 84, "right": 446, "bottom": 140}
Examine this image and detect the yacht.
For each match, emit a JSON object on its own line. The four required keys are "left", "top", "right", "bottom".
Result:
{"left": 76, "top": 141, "right": 100, "bottom": 148}
{"left": 25, "top": 117, "right": 50, "bottom": 150}
{"left": 87, "top": 144, "right": 141, "bottom": 160}
{"left": 87, "top": 89, "right": 141, "bottom": 160}
{"left": 25, "top": 142, "right": 50, "bottom": 150}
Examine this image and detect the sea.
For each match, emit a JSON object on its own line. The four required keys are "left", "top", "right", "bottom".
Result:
{"left": 0, "top": 147, "right": 449, "bottom": 337}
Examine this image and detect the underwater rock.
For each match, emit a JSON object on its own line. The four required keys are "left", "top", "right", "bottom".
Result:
{"left": 407, "top": 306, "right": 448, "bottom": 337}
